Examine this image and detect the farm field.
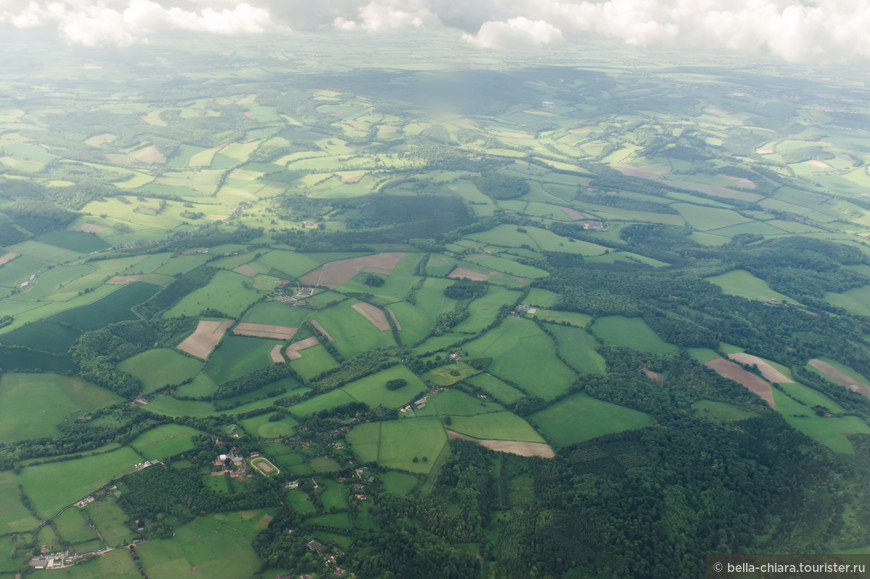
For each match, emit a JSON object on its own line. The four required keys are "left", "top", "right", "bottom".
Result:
{"left": 466, "top": 373, "right": 525, "bottom": 404}
{"left": 0, "top": 374, "right": 121, "bottom": 443}
{"left": 86, "top": 499, "right": 134, "bottom": 547}
{"left": 341, "top": 366, "right": 427, "bottom": 409}
{"left": 311, "top": 300, "right": 396, "bottom": 359}
{"left": 692, "top": 400, "right": 759, "bottom": 422}
{"left": 771, "top": 389, "right": 870, "bottom": 454}
{"left": 590, "top": 316, "right": 677, "bottom": 354}
{"left": 3, "top": 32, "right": 870, "bottom": 579}
{"left": 706, "top": 270, "right": 795, "bottom": 303}
{"left": 135, "top": 513, "right": 263, "bottom": 579}
{"left": 0, "top": 471, "right": 39, "bottom": 534}
{"left": 131, "top": 424, "right": 203, "bottom": 460}
{"left": 204, "top": 336, "right": 283, "bottom": 383}
{"left": 19, "top": 447, "right": 140, "bottom": 518}
{"left": 530, "top": 393, "right": 654, "bottom": 448}
{"left": 547, "top": 324, "right": 606, "bottom": 375}
{"left": 163, "top": 271, "right": 262, "bottom": 318}
{"left": 464, "top": 317, "right": 575, "bottom": 400}
{"left": 118, "top": 348, "right": 202, "bottom": 393}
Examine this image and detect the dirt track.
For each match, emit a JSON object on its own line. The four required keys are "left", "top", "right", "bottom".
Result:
{"left": 233, "top": 323, "right": 297, "bottom": 340}
{"left": 79, "top": 224, "right": 108, "bottom": 233}
{"left": 177, "top": 320, "right": 233, "bottom": 359}
{"left": 310, "top": 320, "right": 334, "bottom": 342}
{"left": 107, "top": 275, "right": 142, "bottom": 285}
{"left": 352, "top": 302, "right": 390, "bottom": 331}
{"left": 233, "top": 264, "right": 257, "bottom": 277}
{"left": 706, "top": 358, "right": 776, "bottom": 409}
{"left": 286, "top": 337, "right": 320, "bottom": 360}
{"left": 0, "top": 252, "right": 19, "bottom": 266}
{"left": 810, "top": 359, "right": 870, "bottom": 398}
{"left": 386, "top": 307, "right": 401, "bottom": 331}
{"left": 269, "top": 345, "right": 285, "bottom": 363}
{"left": 446, "top": 430, "right": 555, "bottom": 458}
{"left": 728, "top": 353, "right": 791, "bottom": 384}
{"left": 448, "top": 267, "right": 490, "bottom": 281}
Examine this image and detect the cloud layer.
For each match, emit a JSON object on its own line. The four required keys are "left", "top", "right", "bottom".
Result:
{"left": 2, "top": 0, "right": 870, "bottom": 61}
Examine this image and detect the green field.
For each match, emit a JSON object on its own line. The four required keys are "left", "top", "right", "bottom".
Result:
{"left": 672, "top": 203, "right": 752, "bottom": 231}
{"left": 530, "top": 393, "right": 655, "bottom": 447}
{"left": 311, "top": 300, "right": 396, "bottom": 359}
{"left": 772, "top": 389, "right": 870, "bottom": 453}
{"left": 693, "top": 399, "right": 759, "bottom": 422}
{"left": 46, "top": 548, "right": 140, "bottom": 578}
{"left": 530, "top": 310, "right": 592, "bottom": 327}
{"left": 19, "top": 447, "right": 140, "bottom": 518}
{"left": 54, "top": 507, "right": 99, "bottom": 545}
{"left": 824, "top": 284, "right": 870, "bottom": 317}
{"left": 590, "top": 316, "right": 677, "bottom": 354}
{"left": 466, "top": 373, "right": 525, "bottom": 404}
{"left": 204, "top": 336, "right": 281, "bottom": 384}
{"left": 547, "top": 324, "right": 606, "bottom": 374}
{"left": 421, "top": 362, "right": 480, "bottom": 387}
{"left": 417, "top": 389, "right": 504, "bottom": 416}
{"left": 0, "top": 321, "right": 82, "bottom": 353}
{"left": 706, "top": 270, "right": 795, "bottom": 303}
{"left": 289, "top": 343, "right": 339, "bottom": 381}
{"left": 348, "top": 418, "right": 447, "bottom": 473}
{"left": 0, "top": 373, "right": 121, "bottom": 444}
{"left": 377, "top": 418, "right": 447, "bottom": 473}
{"left": 448, "top": 412, "right": 544, "bottom": 442}
{"left": 347, "top": 422, "right": 380, "bottom": 463}
{"left": 453, "top": 286, "right": 520, "bottom": 333}
{"left": 464, "top": 317, "right": 575, "bottom": 400}
{"left": 389, "top": 278, "right": 458, "bottom": 345}
{"left": 118, "top": 348, "right": 203, "bottom": 393}
{"left": 135, "top": 513, "right": 264, "bottom": 579}
{"left": 163, "top": 271, "right": 262, "bottom": 318}
{"left": 131, "top": 424, "right": 203, "bottom": 460}
{"left": 0, "top": 471, "right": 39, "bottom": 534}
{"left": 35, "top": 229, "right": 109, "bottom": 253}
{"left": 47, "top": 282, "right": 160, "bottom": 331}
{"left": 241, "top": 300, "right": 310, "bottom": 326}
{"left": 379, "top": 471, "right": 418, "bottom": 496}
{"left": 241, "top": 413, "right": 298, "bottom": 438}
{"left": 286, "top": 488, "right": 316, "bottom": 514}
{"left": 342, "top": 366, "right": 427, "bottom": 409}
{"left": 86, "top": 499, "right": 134, "bottom": 547}
{"left": 290, "top": 389, "right": 356, "bottom": 417}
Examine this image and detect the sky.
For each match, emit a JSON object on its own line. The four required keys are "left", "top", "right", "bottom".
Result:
{"left": 1, "top": 0, "right": 869, "bottom": 62}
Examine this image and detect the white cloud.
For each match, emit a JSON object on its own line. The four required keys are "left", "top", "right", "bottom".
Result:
{"left": 463, "top": 16, "right": 563, "bottom": 49}
{"left": 334, "top": 2, "right": 440, "bottom": 32}
{"left": 2, "top": 0, "right": 870, "bottom": 60}
{"left": 0, "top": 0, "right": 276, "bottom": 46}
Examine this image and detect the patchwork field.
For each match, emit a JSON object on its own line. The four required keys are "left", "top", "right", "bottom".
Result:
{"left": 311, "top": 300, "right": 396, "bottom": 359}
{"left": 464, "top": 317, "right": 575, "bottom": 400}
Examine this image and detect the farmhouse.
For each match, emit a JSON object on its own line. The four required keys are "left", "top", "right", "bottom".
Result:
{"left": 414, "top": 397, "right": 428, "bottom": 409}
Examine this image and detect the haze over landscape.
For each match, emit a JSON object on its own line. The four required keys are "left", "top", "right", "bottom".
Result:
{"left": 1, "top": 1, "right": 870, "bottom": 577}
